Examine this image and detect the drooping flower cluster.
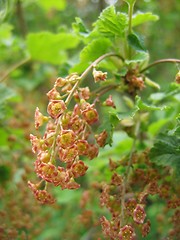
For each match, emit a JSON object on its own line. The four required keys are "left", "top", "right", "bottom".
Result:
{"left": 29, "top": 72, "right": 108, "bottom": 204}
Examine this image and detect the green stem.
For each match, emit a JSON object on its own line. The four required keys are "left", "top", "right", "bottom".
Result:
{"left": 120, "top": 118, "right": 140, "bottom": 226}
{"left": 0, "top": 56, "right": 31, "bottom": 83}
{"left": 140, "top": 58, "right": 180, "bottom": 73}
{"left": 127, "top": 1, "right": 135, "bottom": 60}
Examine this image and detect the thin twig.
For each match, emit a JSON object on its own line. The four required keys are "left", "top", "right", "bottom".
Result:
{"left": 0, "top": 57, "right": 31, "bottom": 83}
{"left": 140, "top": 58, "right": 180, "bottom": 73}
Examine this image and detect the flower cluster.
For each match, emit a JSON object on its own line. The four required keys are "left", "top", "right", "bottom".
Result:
{"left": 29, "top": 72, "right": 108, "bottom": 204}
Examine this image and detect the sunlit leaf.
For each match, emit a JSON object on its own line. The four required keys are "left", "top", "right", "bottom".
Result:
{"left": 26, "top": 32, "right": 79, "bottom": 64}
{"left": 132, "top": 11, "right": 159, "bottom": 27}
{"left": 94, "top": 5, "right": 128, "bottom": 37}
{"left": 37, "top": 0, "right": 66, "bottom": 11}
{"left": 71, "top": 38, "right": 112, "bottom": 73}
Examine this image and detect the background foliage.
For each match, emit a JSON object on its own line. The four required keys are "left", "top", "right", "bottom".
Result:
{"left": 0, "top": 0, "right": 179, "bottom": 239}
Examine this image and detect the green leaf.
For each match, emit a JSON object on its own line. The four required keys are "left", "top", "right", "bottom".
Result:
{"left": 149, "top": 83, "right": 180, "bottom": 103}
{"left": 127, "top": 33, "right": 146, "bottom": 52}
{"left": 0, "top": 165, "right": 11, "bottom": 183}
{"left": 71, "top": 38, "right": 112, "bottom": 73}
{"left": 132, "top": 12, "right": 159, "bottom": 27}
{"left": 37, "top": 0, "right": 66, "bottom": 11}
{"left": 150, "top": 133, "right": 180, "bottom": 178}
{"left": 148, "top": 118, "right": 170, "bottom": 136}
{"left": 94, "top": 5, "right": 128, "bottom": 37}
{"left": 0, "top": 83, "right": 17, "bottom": 104}
{"left": 26, "top": 32, "right": 79, "bottom": 64}
{"left": 0, "top": 23, "right": 13, "bottom": 40}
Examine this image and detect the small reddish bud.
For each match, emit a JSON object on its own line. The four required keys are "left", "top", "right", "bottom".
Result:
{"left": 35, "top": 107, "right": 48, "bottom": 130}
{"left": 46, "top": 87, "right": 61, "bottom": 100}
{"left": 95, "top": 130, "right": 108, "bottom": 147}
{"left": 30, "top": 134, "right": 42, "bottom": 153}
{"left": 93, "top": 68, "right": 107, "bottom": 82}
{"left": 104, "top": 95, "right": 116, "bottom": 108}
{"left": 54, "top": 77, "right": 66, "bottom": 87}
{"left": 74, "top": 87, "right": 90, "bottom": 101}
{"left": 65, "top": 178, "right": 80, "bottom": 190}
{"left": 47, "top": 100, "right": 66, "bottom": 119}
{"left": 100, "top": 216, "right": 111, "bottom": 237}
{"left": 87, "top": 144, "right": 99, "bottom": 160}
{"left": 141, "top": 220, "right": 151, "bottom": 237}
{"left": 111, "top": 173, "right": 122, "bottom": 186}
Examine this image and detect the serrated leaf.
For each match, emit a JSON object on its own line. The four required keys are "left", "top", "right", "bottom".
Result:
{"left": 132, "top": 12, "right": 159, "bottom": 27}
{"left": 37, "top": 0, "right": 66, "bottom": 11}
{"left": 26, "top": 32, "right": 79, "bottom": 64}
{"left": 135, "top": 95, "right": 167, "bottom": 111}
{"left": 98, "top": 107, "right": 120, "bottom": 146}
{"left": 72, "top": 17, "right": 89, "bottom": 37}
{"left": 127, "top": 33, "right": 146, "bottom": 52}
{"left": 150, "top": 133, "right": 180, "bottom": 178}
{"left": 149, "top": 83, "right": 180, "bottom": 102}
{"left": 94, "top": 5, "right": 128, "bottom": 37}
{"left": 71, "top": 38, "right": 112, "bottom": 73}
{"left": 125, "top": 51, "right": 149, "bottom": 64}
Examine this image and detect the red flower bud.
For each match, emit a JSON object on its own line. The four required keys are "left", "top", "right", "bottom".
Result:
{"left": 46, "top": 87, "right": 61, "bottom": 100}
{"left": 105, "top": 95, "right": 116, "bottom": 108}
{"left": 95, "top": 130, "right": 108, "bottom": 147}
{"left": 93, "top": 68, "right": 107, "bottom": 82}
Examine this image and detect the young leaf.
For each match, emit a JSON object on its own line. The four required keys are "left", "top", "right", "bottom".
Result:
{"left": 71, "top": 38, "right": 112, "bottom": 73}
{"left": 125, "top": 51, "right": 149, "bottom": 64}
{"left": 135, "top": 95, "right": 167, "bottom": 111}
{"left": 132, "top": 12, "right": 159, "bottom": 27}
{"left": 26, "top": 32, "right": 79, "bottom": 64}
{"left": 94, "top": 5, "right": 128, "bottom": 37}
